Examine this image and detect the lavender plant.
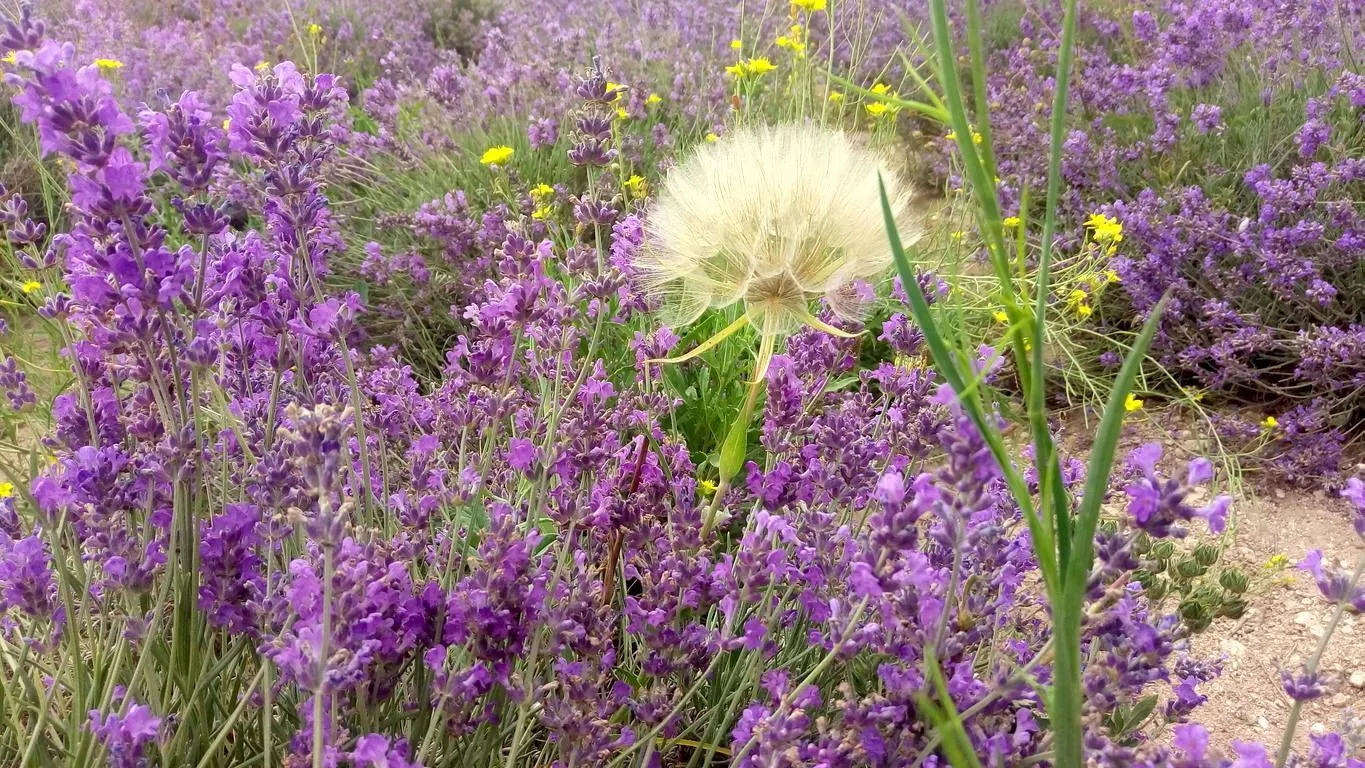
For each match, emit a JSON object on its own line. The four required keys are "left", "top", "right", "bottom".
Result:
{"left": 0, "top": 3, "right": 1363, "bottom": 768}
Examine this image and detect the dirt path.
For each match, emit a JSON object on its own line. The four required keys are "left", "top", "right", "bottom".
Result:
{"left": 1190, "top": 484, "right": 1365, "bottom": 751}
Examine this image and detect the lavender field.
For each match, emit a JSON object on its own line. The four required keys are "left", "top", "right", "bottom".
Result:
{"left": 0, "top": 0, "right": 1362, "bottom": 765}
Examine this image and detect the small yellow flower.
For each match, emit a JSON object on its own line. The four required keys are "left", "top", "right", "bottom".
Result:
{"left": 775, "top": 34, "right": 805, "bottom": 55}
{"left": 944, "top": 128, "right": 982, "bottom": 144}
{"left": 1086, "top": 212, "right": 1124, "bottom": 244}
{"left": 1124, "top": 393, "right": 1144, "bottom": 412}
{"left": 1065, "top": 288, "right": 1094, "bottom": 318}
{"left": 865, "top": 102, "right": 892, "bottom": 117}
{"left": 730, "top": 39, "right": 743, "bottom": 50}
{"left": 0, "top": 482, "right": 13, "bottom": 498}
{"left": 1265, "top": 553, "right": 1290, "bottom": 570}
{"left": 530, "top": 183, "right": 555, "bottom": 201}
{"left": 1261, "top": 415, "right": 1278, "bottom": 430}
{"left": 1002, "top": 216, "right": 1021, "bottom": 229}
{"left": 646, "top": 93, "right": 662, "bottom": 105}
{"left": 949, "top": 231, "right": 965, "bottom": 242}
{"left": 870, "top": 83, "right": 892, "bottom": 96}
{"left": 791, "top": 0, "right": 827, "bottom": 11}
{"left": 480, "top": 146, "right": 515, "bottom": 166}
{"left": 20, "top": 280, "right": 41, "bottom": 294}
{"left": 624, "top": 174, "right": 648, "bottom": 199}
{"left": 1105, "top": 269, "right": 1120, "bottom": 284}
{"left": 93, "top": 58, "right": 124, "bottom": 74}
{"left": 728, "top": 58, "right": 776, "bottom": 78}
{"left": 704, "top": 132, "right": 720, "bottom": 142}
{"left": 828, "top": 91, "right": 845, "bottom": 104}
{"left": 531, "top": 205, "right": 554, "bottom": 221}
{"left": 307, "top": 23, "right": 322, "bottom": 37}
{"left": 616, "top": 107, "right": 630, "bottom": 120}
{"left": 699, "top": 478, "right": 719, "bottom": 495}
{"left": 993, "top": 310, "right": 1009, "bottom": 324}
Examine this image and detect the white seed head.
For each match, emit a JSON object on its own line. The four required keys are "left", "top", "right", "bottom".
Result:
{"left": 639, "top": 123, "right": 916, "bottom": 336}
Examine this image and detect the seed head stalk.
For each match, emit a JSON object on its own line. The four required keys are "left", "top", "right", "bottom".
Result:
{"left": 1274, "top": 554, "right": 1365, "bottom": 768}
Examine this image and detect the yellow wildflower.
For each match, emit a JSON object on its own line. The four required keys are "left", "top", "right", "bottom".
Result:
{"left": 93, "top": 58, "right": 124, "bottom": 74}
{"left": 646, "top": 93, "right": 662, "bottom": 105}
{"left": 949, "top": 231, "right": 965, "bottom": 242}
{"left": 531, "top": 183, "right": 555, "bottom": 201}
{"left": 865, "top": 102, "right": 892, "bottom": 117}
{"left": 1086, "top": 212, "right": 1124, "bottom": 244}
{"left": 749, "top": 57, "right": 776, "bottom": 75}
{"left": 738, "top": 57, "right": 776, "bottom": 76}
{"left": 704, "top": 132, "right": 720, "bottom": 142}
{"left": 307, "top": 23, "right": 322, "bottom": 37}
{"left": 0, "top": 482, "right": 12, "bottom": 498}
{"left": 1261, "top": 415, "right": 1278, "bottom": 430}
{"left": 944, "top": 128, "right": 982, "bottom": 144}
{"left": 791, "top": 0, "right": 827, "bottom": 11}
{"left": 1124, "top": 393, "right": 1144, "bottom": 412}
{"left": 624, "top": 174, "right": 648, "bottom": 199}
{"left": 730, "top": 39, "right": 743, "bottom": 50}
{"left": 828, "top": 91, "right": 845, "bottom": 104}
{"left": 1002, "top": 216, "right": 1020, "bottom": 229}
{"left": 1265, "top": 553, "right": 1290, "bottom": 570}
{"left": 993, "top": 310, "right": 1009, "bottom": 324}
{"left": 1066, "top": 288, "right": 1093, "bottom": 318}
{"left": 480, "top": 146, "right": 515, "bottom": 166}
{"left": 776, "top": 34, "right": 805, "bottom": 55}
{"left": 616, "top": 107, "right": 629, "bottom": 120}
{"left": 21, "top": 280, "right": 41, "bottom": 294}
{"left": 532, "top": 206, "right": 554, "bottom": 221}
{"left": 699, "top": 478, "right": 719, "bottom": 495}
{"left": 1105, "top": 269, "right": 1120, "bottom": 284}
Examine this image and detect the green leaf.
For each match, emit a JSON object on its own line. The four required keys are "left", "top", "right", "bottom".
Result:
{"left": 916, "top": 650, "right": 985, "bottom": 768}
{"left": 1066, "top": 294, "right": 1171, "bottom": 586}
{"left": 718, "top": 407, "right": 749, "bottom": 484}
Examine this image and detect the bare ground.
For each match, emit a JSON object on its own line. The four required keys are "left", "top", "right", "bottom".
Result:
{"left": 1056, "top": 407, "right": 1365, "bottom": 753}
{"left": 1189, "top": 486, "right": 1365, "bottom": 751}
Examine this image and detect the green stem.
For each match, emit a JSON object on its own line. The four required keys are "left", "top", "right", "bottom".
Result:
{"left": 1049, "top": 595, "right": 1085, "bottom": 768}
{"left": 1274, "top": 555, "right": 1365, "bottom": 768}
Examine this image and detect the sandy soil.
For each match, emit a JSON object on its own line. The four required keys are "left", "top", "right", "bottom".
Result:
{"left": 1188, "top": 486, "right": 1365, "bottom": 751}
{"left": 1056, "top": 407, "right": 1365, "bottom": 753}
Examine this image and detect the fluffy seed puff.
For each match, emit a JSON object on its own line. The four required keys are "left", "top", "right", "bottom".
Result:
{"left": 638, "top": 123, "right": 917, "bottom": 352}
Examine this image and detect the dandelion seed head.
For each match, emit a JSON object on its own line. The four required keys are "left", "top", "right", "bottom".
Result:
{"left": 639, "top": 124, "right": 916, "bottom": 336}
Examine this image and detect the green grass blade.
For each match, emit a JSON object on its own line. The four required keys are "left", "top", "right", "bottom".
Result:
{"left": 1067, "top": 294, "right": 1169, "bottom": 583}
{"left": 916, "top": 650, "right": 985, "bottom": 768}
{"left": 880, "top": 178, "right": 1060, "bottom": 591}
{"left": 1029, "top": 0, "right": 1081, "bottom": 568}
{"left": 963, "top": 0, "right": 998, "bottom": 183}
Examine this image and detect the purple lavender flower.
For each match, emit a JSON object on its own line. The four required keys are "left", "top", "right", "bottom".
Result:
{"left": 1280, "top": 668, "right": 1326, "bottom": 702}
{"left": 88, "top": 703, "right": 161, "bottom": 768}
